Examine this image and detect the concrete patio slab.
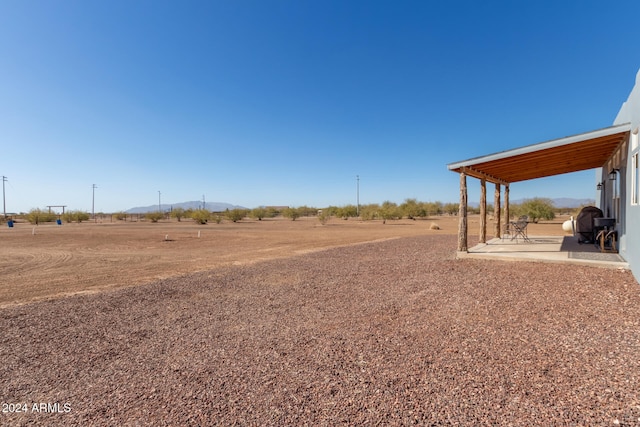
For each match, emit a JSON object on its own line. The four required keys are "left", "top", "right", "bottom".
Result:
{"left": 458, "top": 235, "right": 629, "bottom": 270}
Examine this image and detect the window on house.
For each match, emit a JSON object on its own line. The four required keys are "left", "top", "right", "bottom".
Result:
{"left": 633, "top": 152, "right": 639, "bottom": 205}
{"left": 633, "top": 130, "right": 639, "bottom": 206}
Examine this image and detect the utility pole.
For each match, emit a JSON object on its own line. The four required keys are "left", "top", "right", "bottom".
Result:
{"left": 92, "top": 184, "right": 97, "bottom": 222}
{"left": 203, "top": 194, "right": 206, "bottom": 210}
{"left": 356, "top": 175, "right": 360, "bottom": 217}
{"left": 2, "top": 176, "right": 7, "bottom": 219}
{"left": 158, "top": 191, "right": 162, "bottom": 213}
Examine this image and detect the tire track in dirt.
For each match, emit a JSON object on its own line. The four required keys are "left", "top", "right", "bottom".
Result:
{"left": 0, "top": 248, "right": 74, "bottom": 276}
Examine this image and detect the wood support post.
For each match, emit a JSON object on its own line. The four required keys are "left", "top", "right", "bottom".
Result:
{"left": 504, "top": 184, "right": 510, "bottom": 231}
{"left": 494, "top": 183, "right": 501, "bottom": 238}
{"left": 458, "top": 172, "right": 468, "bottom": 252}
{"left": 479, "top": 178, "right": 486, "bottom": 243}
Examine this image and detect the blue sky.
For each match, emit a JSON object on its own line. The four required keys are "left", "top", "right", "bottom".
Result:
{"left": 1, "top": 0, "right": 639, "bottom": 213}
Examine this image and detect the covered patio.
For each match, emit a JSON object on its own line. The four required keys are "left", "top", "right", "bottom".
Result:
{"left": 460, "top": 235, "right": 628, "bottom": 270}
{"left": 447, "top": 122, "right": 631, "bottom": 268}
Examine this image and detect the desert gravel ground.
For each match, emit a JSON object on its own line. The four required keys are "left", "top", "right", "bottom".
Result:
{"left": 2, "top": 234, "right": 640, "bottom": 426}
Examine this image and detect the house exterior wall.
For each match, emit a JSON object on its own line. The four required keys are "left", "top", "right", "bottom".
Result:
{"left": 609, "top": 68, "right": 640, "bottom": 281}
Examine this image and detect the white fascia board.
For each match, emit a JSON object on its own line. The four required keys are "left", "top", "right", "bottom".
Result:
{"left": 447, "top": 123, "right": 632, "bottom": 171}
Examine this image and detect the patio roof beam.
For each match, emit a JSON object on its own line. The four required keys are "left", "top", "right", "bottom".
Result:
{"left": 460, "top": 166, "right": 509, "bottom": 186}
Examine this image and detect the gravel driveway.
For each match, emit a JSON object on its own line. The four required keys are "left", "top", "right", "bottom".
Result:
{"left": 2, "top": 234, "right": 639, "bottom": 425}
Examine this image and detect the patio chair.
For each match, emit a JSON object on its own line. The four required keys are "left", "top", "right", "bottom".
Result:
{"left": 510, "top": 216, "right": 530, "bottom": 242}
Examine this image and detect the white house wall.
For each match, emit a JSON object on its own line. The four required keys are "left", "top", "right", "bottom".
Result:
{"left": 612, "top": 68, "right": 640, "bottom": 282}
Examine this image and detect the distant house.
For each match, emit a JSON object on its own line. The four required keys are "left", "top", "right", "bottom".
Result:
{"left": 448, "top": 68, "right": 640, "bottom": 282}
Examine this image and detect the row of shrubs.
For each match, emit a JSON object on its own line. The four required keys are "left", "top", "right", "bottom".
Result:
{"left": 157, "top": 198, "right": 560, "bottom": 224}
{"left": 13, "top": 208, "right": 92, "bottom": 224}
{"left": 10, "top": 198, "right": 561, "bottom": 225}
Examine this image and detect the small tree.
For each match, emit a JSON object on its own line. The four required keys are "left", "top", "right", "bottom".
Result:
{"left": 171, "top": 207, "right": 186, "bottom": 222}
{"left": 264, "top": 207, "right": 279, "bottom": 218}
{"left": 380, "top": 201, "right": 401, "bottom": 224}
{"left": 250, "top": 207, "right": 267, "bottom": 220}
{"left": 359, "top": 203, "right": 380, "bottom": 221}
{"left": 282, "top": 207, "right": 300, "bottom": 221}
{"left": 514, "top": 198, "right": 555, "bottom": 223}
{"left": 296, "top": 205, "right": 318, "bottom": 217}
{"left": 191, "top": 209, "right": 210, "bottom": 224}
{"left": 339, "top": 204, "right": 358, "bottom": 219}
{"left": 443, "top": 203, "right": 459, "bottom": 216}
{"left": 422, "top": 201, "right": 443, "bottom": 217}
{"left": 225, "top": 208, "right": 247, "bottom": 223}
{"left": 400, "top": 198, "right": 421, "bottom": 219}
{"left": 61, "top": 211, "right": 74, "bottom": 223}
{"left": 26, "top": 208, "right": 57, "bottom": 224}
{"left": 145, "top": 212, "right": 164, "bottom": 223}
{"left": 62, "top": 210, "right": 90, "bottom": 223}
{"left": 318, "top": 210, "right": 330, "bottom": 225}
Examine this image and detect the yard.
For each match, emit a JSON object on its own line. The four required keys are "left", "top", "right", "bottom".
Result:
{"left": 1, "top": 216, "right": 639, "bottom": 425}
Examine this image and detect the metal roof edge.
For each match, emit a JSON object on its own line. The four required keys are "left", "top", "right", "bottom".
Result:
{"left": 447, "top": 122, "right": 632, "bottom": 171}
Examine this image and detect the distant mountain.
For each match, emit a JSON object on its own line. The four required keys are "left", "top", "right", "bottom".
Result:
{"left": 468, "top": 198, "right": 595, "bottom": 209}
{"left": 550, "top": 198, "right": 595, "bottom": 208}
{"left": 125, "top": 201, "right": 248, "bottom": 214}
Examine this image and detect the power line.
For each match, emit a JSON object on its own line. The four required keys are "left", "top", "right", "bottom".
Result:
{"left": 2, "top": 176, "right": 7, "bottom": 219}
{"left": 92, "top": 184, "right": 98, "bottom": 222}
{"left": 356, "top": 175, "right": 360, "bottom": 217}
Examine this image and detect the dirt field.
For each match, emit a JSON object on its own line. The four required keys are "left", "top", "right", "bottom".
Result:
{"left": 1, "top": 217, "right": 639, "bottom": 426}
{"left": 0, "top": 215, "right": 567, "bottom": 308}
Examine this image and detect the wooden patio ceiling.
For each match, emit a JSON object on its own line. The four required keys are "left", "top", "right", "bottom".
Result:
{"left": 447, "top": 123, "right": 631, "bottom": 184}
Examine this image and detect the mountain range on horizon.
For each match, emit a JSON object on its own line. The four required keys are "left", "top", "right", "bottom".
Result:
{"left": 549, "top": 198, "right": 596, "bottom": 208}
{"left": 125, "top": 201, "right": 249, "bottom": 214}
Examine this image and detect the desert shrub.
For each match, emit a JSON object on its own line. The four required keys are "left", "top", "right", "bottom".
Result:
{"left": 359, "top": 203, "right": 380, "bottom": 221}
{"left": 264, "top": 207, "right": 279, "bottom": 218}
{"left": 296, "top": 205, "right": 318, "bottom": 217}
{"left": 324, "top": 206, "right": 340, "bottom": 217}
{"left": 282, "top": 207, "right": 300, "bottom": 221}
{"left": 26, "top": 208, "right": 58, "bottom": 224}
{"left": 191, "top": 209, "right": 210, "bottom": 224}
{"left": 225, "top": 208, "right": 247, "bottom": 223}
{"left": 77, "top": 211, "right": 90, "bottom": 222}
{"left": 171, "top": 207, "right": 186, "bottom": 222}
{"left": 318, "top": 210, "right": 330, "bottom": 225}
{"left": 423, "top": 201, "right": 443, "bottom": 217}
{"left": 249, "top": 207, "right": 267, "bottom": 220}
{"left": 145, "top": 212, "right": 164, "bottom": 223}
{"left": 338, "top": 204, "right": 358, "bottom": 219}
{"left": 380, "top": 201, "right": 401, "bottom": 223}
{"left": 61, "top": 212, "right": 74, "bottom": 223}
{"left": 512, "top": 198, "right": 555, "bottom": 223}
{"left": 62, "top": 210, "right": 90, "bottom": 223}
{"left": 400, "top": 198, "right": 421, "bottom": 219}
{"left": 443, "top": 202, "right": 459, "bottom": 216}
{"left": 113, "top": 212, "right": 127, "bottom": 221}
